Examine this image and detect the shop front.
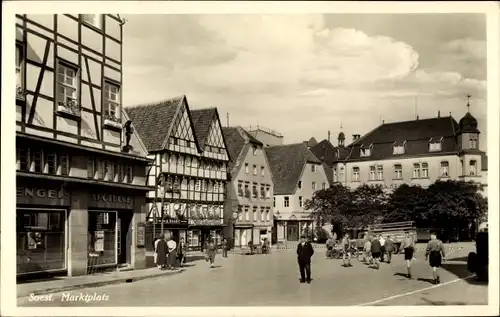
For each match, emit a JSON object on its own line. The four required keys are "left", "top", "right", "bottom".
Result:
{"left": 16, "top": 182, "right": 70, "bottom": 275}
{"left": 188, "top": 204, "right": 225, "bottom": 250}
{"left": 234, "top": 223, "right": 253, "bottom": 247}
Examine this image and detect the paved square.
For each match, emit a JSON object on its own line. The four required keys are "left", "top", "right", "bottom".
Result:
{"left": 18, "top": 245, "right": 487, "bottom": 306}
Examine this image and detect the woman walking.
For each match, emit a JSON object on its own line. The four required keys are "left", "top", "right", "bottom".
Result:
{"left": 206, "top": 237, "right": 218, "bottom": 268}
{"left": 155, "top": 234, "right": 168, "bottom": 270}
{"left": 166, "top": 236, "right": 177, "bottom": 270}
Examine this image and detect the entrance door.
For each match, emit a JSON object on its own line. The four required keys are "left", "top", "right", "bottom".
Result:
{"left": 117, "top": 212, "right": 133, "bottom": 265}
{"left": 287, "top": 222, "right": 299, "bottom": 241}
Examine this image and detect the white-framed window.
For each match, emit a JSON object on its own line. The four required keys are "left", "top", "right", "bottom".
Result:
{"left": 394, "top": 164, "right": 402, "bottom": 179}
{"left": 260, "top": 208, "right": 265, "bottom": 221}
{"left": 284, "top": 196, "right": 289, "bottom": 207}
{"left": 298, "top": 181, "right": 302, "bottom": 189}
{"left": 81, "top": 14, "right": 103, "bottom": 29}
{"left": 237, "top": 182, "right": 243, "bottom": 196}
{"left": 299, "top": 196, "right": 303, "bottom": 208}
{"left": 440, "top": 161, "right": 449, "bottom": 177}
{"left": 266, "top": 208, "right": 270, "bottom": 221}
{"left": 244, "top": 183, "right": 250, "bottom": 197}
{"left": 421, "top": 163, "right": 429, "bottom": 178}
{"left": 252, "top": 183, "right": 258, "bottom": 199}
{"left": 59, "top": 153, "right": 69, "bottom": 175}
{"left": 311, "top": 165, "right": 316, "bottom": 172}
{"left": 261, "top": 166, "right": 265, "bottom": 176}
{"left": 469, "top": 160, "right": 477, "bottom": 176}
{"left": 253, "top": 164, "right": 257, "bottom": 175}
{"left": 352, "top": 167, "right": 360, "bottom": 181}
{"left": 393, "top": 145, "right": 405, "bottom": 155}
{"left": 429, "top": 141, "right": 442, "bottom": 152}
{"left": 339, "top": 167, "right": 344, "bottom": 181}
{"left": 360, "top": 146, "right": 372, "bottom": 157}
{"left": 376, "top": 165, "right": 384, "bottom": 180}
{"left": 413, "top": 163, "right": 420, "bottom": 178}
{"left": 252, "top": 146, "right": 257, "bottom": 155}
{"left": 33, "top": 150, "right": 43, "bottom": 173}
{"left": 369, "top": 166, "right": 376, "bottom": 181}
{"left": 245, "top": 207, "right": 250, "bottom": 221}
{"left": 17, "top": 148, "right": 30, "bottom": 171}
{"left": 16, "top": 44, "right": 23, "bottom": 89}
{"left": 333, "top": 168, "right": 338, "bottom": 182}
{"left": 57, "top": 61, "right": 78, "bottom": 105}
{"left": 195, "top": 180, "right": 201, "bottom": 191}
{"left": 312, "top": 182, "right": 316, "bottom": 190}
{"left": 237, "top": 206, "right": 243, "bottom": 221}
{"left": 104, "top": 81, "right": 121, "bottom": 121}
{"left": 253, "top": 207, "right": 257, "bottom": 222}
{"left": 265, "top": 186, "right": 271, "bottom": 198}
{"left": 46, "top": 153, "right": 57, "bottom": 174}
{"left": 470, "top": 137, "right": 478, "bottom": 149}
{"left": 245, "top": 163, "right": 249, "bottom": 174}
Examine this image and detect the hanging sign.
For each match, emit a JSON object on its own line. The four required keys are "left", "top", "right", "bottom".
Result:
{"left": 136, "top": 222, "right": 146, "bottom": 247}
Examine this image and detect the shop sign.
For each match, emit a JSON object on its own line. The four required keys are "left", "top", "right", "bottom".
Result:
{"left": 16, "top": 187, "right": 70, "bottom": 206}
{"left": 189, "top": 218, "right": 223, "bottom": 226}
{"left": 136, "top": 222, "right": 146, "bottom": 247}
{"left": 89, "top": 193, "right": 134, "bottom": 209}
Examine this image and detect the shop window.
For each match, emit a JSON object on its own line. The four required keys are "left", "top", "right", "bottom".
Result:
{"left": 33, "top": 150, "right": 43, "bottom": 172}
{"left": 18, "top": 148, "right": 30, "bottom": 171}
{"left": 87, "top": 157, "right": 95, "bottom": 179}
{"left": 126, "top": 164, "right": 133, "bottom": 183}
{"left": 46, "top": 153, "right": 57, "bottom": 174}
{"left": 17, "top": 209, "right": 66, "bottom": 274}
{"left": 87, "top": 211, "right": 117, "bottom": 266}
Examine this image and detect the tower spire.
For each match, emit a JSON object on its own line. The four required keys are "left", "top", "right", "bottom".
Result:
{"left": 467, "top": 94, "right": 471, "bottom": 112}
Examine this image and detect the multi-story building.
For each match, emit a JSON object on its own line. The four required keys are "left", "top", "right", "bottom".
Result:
{"left": 15, "top": 14, "right": 152, "bottom": 276}
{"left": 310, "top": 132, "right": 351, "bottom": 187}
{"left": 222, "top": 126, "right": 274, "bottom": 247}
{"left": 265, "top": 143, "right": 330, "bottom": 242}
{"left": 342, "top": 108, "right": 487, "bottom": 194}
{"left": 125, "top": 96, "right": 230, "bottom": 250}
{"left": 244, "top": 125, "right": 284, "bottom": 147}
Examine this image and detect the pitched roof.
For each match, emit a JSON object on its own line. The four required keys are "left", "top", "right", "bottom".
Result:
{"left": 265, "top": 143, "right": 321, "bottom": 195}
{"left": 124, "top": 96, "right": 184, "bottom": 152}
{"left": 304, "top": 137, "right": 318, "bottom": 147}
{"left": 347, "top": 116, "right": 461, "bottom": 161}
{"left": 222, "top": 127, "right": 246, "bottom": 172}
{"left": 190, "top": 108, "right": 217, "bottom": 150}
{"left": 322, "top": 163, "right": 334, "bottom": 185}
{"left": 310, "top": 139, "right": 350, "bottom": 165}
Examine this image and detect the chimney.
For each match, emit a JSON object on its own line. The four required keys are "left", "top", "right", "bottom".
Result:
{"left": 416, "top": 115, "right": 419, "bottom": 120}
{"left": 328, "top": 130, "right": 331, "bottom": 142}
{"left": 438, "top": 110, "right": 441, "bottom": 118}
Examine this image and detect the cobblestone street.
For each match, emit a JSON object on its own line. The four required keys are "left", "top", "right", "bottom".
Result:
{"left": 18, "top": 244, "right": 487, "bottom": 307}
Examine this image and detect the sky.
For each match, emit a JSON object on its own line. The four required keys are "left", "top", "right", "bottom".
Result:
{"left": 122, "top": 14, "right": 487, "bottom": 150}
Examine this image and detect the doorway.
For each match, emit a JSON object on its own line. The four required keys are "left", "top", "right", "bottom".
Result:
{"left": 117, "top": 212, "right": 133, "bottom": 265}
{"left": 287, "top": 222, "right": 299, "bottom": 241}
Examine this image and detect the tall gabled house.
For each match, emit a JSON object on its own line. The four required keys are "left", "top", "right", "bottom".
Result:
{"left": 126, "top": 96, "right": 230, "bottom": 250}
{"left": 15, "top": 14, "right": 152, "bottom": 277}
{"left": 222, "top": 127, "right": 274, "bottom": 247}
{"left": 265, "top": 143, "right": 329, "bottom": 242}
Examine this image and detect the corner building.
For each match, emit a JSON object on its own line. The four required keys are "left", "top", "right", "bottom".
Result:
{"left": 125, "top": 96, "right": 230, "bottom": 250}
{"left": 15, "top": 14, "right": 152, "bottom": 276}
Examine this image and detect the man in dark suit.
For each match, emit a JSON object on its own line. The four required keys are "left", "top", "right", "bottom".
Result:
{"left": 297, "top": 234, "right": 314, "bottom": 284}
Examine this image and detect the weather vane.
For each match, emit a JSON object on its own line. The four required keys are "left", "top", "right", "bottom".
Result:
{"left": 467, "top": 94, "right": 472, "bottom": 112}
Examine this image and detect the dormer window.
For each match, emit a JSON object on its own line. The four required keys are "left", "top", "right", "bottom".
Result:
{"left": 360, "top": 144, "right": 373, "bottom": 157}
{"left": 393, "top": 141, "right": 406, "bottom": 155}
{"left": 429, "top": 138, "right": 443, "bottom": 152}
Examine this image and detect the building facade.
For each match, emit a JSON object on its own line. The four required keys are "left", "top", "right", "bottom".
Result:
{"left": 265, "top": 143, "right": 330, "bottom": 242}
{"left": 222, "top": 127, "right": 274, "bottom": 247}
{"left": 244, "top": 125, "right": 284, "bottom": 148}
{"left": 15, "top": 14, "right": 152, "bottom": 276}
{"left": 125, "top": 96, "right": 230, "bottom": 250}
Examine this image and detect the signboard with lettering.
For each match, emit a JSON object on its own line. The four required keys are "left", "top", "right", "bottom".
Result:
{"left": 17, "top": 187, "right": 70, "bottom": 206}
{"left": 188, "top": 218, "right": 224, "bottom": 226}
{"left": 136, "top": 222, "right": 146, "bottom": 247}
{"left": 89, "top": 193, "right": 134, "bottom": 210}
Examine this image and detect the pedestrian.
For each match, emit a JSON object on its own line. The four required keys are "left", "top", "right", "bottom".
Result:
{"left": 400, "top": 231, "right": 416, "bottom": 279}
{"left": 166, "top": 235, "right": 177, "bottom": 270}
{"left": 206, "top": 237, "right": 218, "bottom": 268}
{"left": 425, "top": 232, "right": 446, "bottom": 284}
{"left": 332, "top": 232, "right": 337, "bottom": 245}
{"left": 296, "top": 234, "right": 314, "bottom": 284}
{"left": 384, "top": 235, "right": 395, "bottom": 264}
{"left": 341, "top": 233, "right": 352, "bottom": 267}
{"left": 222, "top": 238, "right": 228, "bottom": 258}
{"left": 370, "top": 235, "right": 382, "bottom": 269}
{"left": 325, "top": 237, "right": 333, "bottom": 258}
{"left": 176, "top": 237, "right": 187, "bottom": 267}
{"left": 379, "top": 235, "right": 386, "bottom": 262}
{"left": 363, "top": 235, "right": 372, "bottom": 264}
{"left": 153, "top": 235, "right": 161, "bottom": 268}
{"left": 155, "top": 234, "right": 168, "bottom": 270}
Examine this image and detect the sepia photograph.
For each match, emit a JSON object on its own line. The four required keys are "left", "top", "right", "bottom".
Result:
{"left": 1, "top": 1, "right": 499, "bottom": 316}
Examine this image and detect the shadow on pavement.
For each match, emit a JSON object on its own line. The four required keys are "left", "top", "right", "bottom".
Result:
{"left": 393, "top": 272, "right": 409, "bottom": 280}
{"left": 419, "top": 297, "right": 467, "bottom": 306}
{"left": 417, "top": 277, "right": 436, "bottom": 285}
{"left": 440, "top": 261, "right": 488, "bottom": 286}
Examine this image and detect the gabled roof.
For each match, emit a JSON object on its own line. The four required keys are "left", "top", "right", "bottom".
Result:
{"left": 125, "top": 96, "right": 185, "bottom": 152}
{"left": 310, "top": 139, "right": 350, "bottom": 166}
{"left": 222, "top": 127, "right": 246, "bottom": 172}
{"left": 322, "top": 163, "right": 334, "bottom": 185}
{"left": 347, "top": 116, "right": 461, "bottom": 161}
{"left": 304, "top": 137, "right": 318, "bottom": 147}
{"left": 265, "top": 143, "right": 321, "bottom": 195}
{"left": 190, "top": 108, "right": 217, "bottom": 150}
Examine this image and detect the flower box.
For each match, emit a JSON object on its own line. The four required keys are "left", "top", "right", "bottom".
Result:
{"left": 103, "top": 116, "right": 122, "bottom": 130}
{"left": 56, "top": 100, "right": 81, "bottom": 119}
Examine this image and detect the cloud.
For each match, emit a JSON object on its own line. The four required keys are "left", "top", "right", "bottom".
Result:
{"left": 122, "top": 15, "right": 487, "bottom": 150}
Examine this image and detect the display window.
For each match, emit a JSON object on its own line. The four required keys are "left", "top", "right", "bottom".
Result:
{"left": 16, "top": 209, "right": 66, "bottom": 274}
{"left": 87, "top": 211, "right": 117, "bottom": 266}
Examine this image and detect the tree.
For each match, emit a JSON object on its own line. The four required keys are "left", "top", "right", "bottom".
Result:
{"left": 350, "top": 184, "right": 388, "bottom": 228}
{"left": 304, "top": 183, "right": 353, "bottom": 226}
{"left": 385, "top": 184, "right": 428, "bottom": 223}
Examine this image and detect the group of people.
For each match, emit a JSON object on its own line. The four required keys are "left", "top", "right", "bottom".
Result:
{"left": 153, "top": 234, "right": 187, "bottom": 270}
{"left": 320, "top": 231, "right": 447, "bottom": 285}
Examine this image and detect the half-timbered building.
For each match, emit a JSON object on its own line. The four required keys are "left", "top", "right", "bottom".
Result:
{"left": 15, "top": 14, "right": 152, "bottom": 277}
{"left": 125, "top": 96, "right": 230, "bottom": 250}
